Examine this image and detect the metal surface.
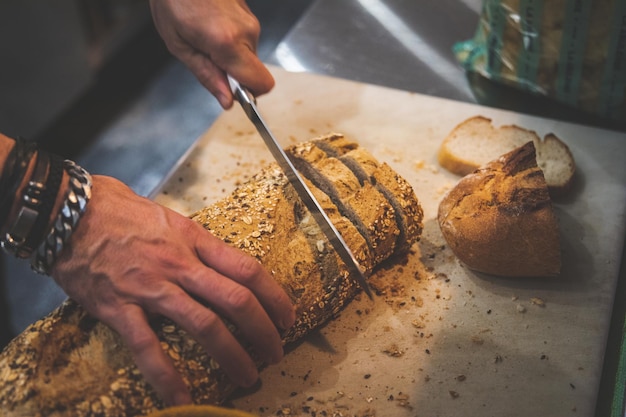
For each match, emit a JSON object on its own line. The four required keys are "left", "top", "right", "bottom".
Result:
{"left": 268, "top": 0, "right": 481, "bottom": 102}
{"left": 228, "top": 75, "right": 372, "bottom": 299}
{"left": 267, "top": 0, "right": 623, "bottom": 131}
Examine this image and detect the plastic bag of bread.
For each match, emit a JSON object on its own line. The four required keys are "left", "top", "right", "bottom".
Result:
{"left": 454, "top": 0, "right": 625, "bottom": 122}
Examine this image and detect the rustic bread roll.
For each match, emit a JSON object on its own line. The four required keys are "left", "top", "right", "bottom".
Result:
{"left": 438, "top": 116, "right": 575, "bottom": 195}
{"left": 438, "top": 141, "right": 560, "bottom": 277}
{"left": 0, "top": 134, "right": 424, "bottom": 417}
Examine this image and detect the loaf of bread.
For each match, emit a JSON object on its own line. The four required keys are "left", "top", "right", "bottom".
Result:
{"left": 0, "top": 134, "right": 424, "bottom": 417}
{"left": 438, "top": 116, "right": 576, "bottom": 195}
{"left": 438, "top": 141, "right": 560, "bottom": 277}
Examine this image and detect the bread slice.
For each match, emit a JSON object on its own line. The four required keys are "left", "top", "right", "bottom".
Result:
{"left": 438, "top": 141, "right": 561, "bottom": 277}
{"left": 0, "top": 134, "right": 424, "bottom": 417}
{"left": 438, "top": 116, "right": 575, "bottom": 195}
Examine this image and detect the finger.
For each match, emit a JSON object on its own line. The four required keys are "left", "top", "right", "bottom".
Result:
{"left": 174, "top": 35, "right": 273, "bottom": 106}
{"left": 194, "top": 232, "right": 295, "bottom": 330}
{"left": 224, "top": 49, "right": 275, "bottom": 97}
{"left": 183, "top": 52, "right": 234, "bottom": 109}
{"left": 185, "top": 48, "right": 274, "bottom": 107}
{"left": 174, "top": 265, "right": 285, "bottom": 365}
{"left": 107, "top": 306, "right": 191, "bottom": 406}
{"left": 152, "top": 286, "right": 261, "bottom": 386}
{"left": 210, "top": 36, "right": 274, "bottom": 97}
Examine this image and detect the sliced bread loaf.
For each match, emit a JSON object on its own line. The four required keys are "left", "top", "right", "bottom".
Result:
{"left": 0, "top": 134, "right": 424, "bottom": 417}
{"left": 438, "top": 116, "right": 575, "bottom": 195}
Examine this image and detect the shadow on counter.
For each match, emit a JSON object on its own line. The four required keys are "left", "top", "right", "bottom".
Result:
{"left": 465, "top": 71, "right": 626, "bottom": 133}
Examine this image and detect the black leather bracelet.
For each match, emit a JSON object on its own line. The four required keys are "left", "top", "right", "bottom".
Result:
{"left": 1, "top": 151, "right": 50, "bottom": 257}
{"left": 0, "top": 138, "right": 37, "bottom": 226}
{"left": 20, "top": 153, "right": 65, "bottom": 257}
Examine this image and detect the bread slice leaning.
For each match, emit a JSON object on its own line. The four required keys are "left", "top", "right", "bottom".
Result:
{"left": 438, "top": 116, "right": 575, "bottom": 195}
{"left": 438, "top": 141, "right": 561, "bottom": 277}
{"left": 0, "top": 134, "right": 424, "bottom": 417}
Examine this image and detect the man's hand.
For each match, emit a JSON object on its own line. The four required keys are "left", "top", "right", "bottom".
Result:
{"left": 52, "top": 176, "right": 295, "bottom": 405}
{"left": 149, "top": 0, "right": 275, "bottom": 108}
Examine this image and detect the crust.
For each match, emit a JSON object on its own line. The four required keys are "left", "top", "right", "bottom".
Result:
{"left": 438, "top": 142, "right": 561, "bottom": 277}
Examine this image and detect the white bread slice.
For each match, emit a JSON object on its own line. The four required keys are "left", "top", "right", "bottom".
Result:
{"left": 438, "top": 116, "right": 575, "bottom": 195}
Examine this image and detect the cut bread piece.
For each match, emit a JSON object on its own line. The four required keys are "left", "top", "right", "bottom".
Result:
{"left": 534, "top": 133, "right": 576, "bottom": 196}
{"left": 438, "top": 115, "right": 575, "bottom": 195}
{"left": 438, "top": 141, "right": 561, "bottom": 277}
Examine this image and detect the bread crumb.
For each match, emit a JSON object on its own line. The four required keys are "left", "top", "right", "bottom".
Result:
{"left": 382, "top": 344, "right": 404, "bottom": 357}
{"left": 471, "top": 336, "right": 484, "bottom": 345}
{"left": 411, "top": 319, "right": 426, "bottom": 329}
{"left": 530, "top": 297, "right": 546, "bottom": 307}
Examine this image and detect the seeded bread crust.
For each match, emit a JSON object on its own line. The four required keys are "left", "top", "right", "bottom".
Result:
{"left": 438, "top": 141, "right": 561, "bottom": 277}
{"left": 0, "top": 134, "right": 424, "bottom": 417}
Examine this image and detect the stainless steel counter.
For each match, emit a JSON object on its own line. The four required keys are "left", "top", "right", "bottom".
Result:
{"left": 268, "top": 0, "right": 481, "bottom": 103}
{"left": 267, "top": 0, "right": 624, "bottom": 132}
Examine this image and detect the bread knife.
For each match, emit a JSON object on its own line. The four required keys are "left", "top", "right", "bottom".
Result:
{"left": 227, "top": 75, "right": 373, "bottom": 299}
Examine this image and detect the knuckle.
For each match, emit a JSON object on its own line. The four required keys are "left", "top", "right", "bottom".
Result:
{"left": 236, "top": 255, "right": 263, "bottom": 283}
{"left": 224, "top": 285, "right": 255, "bottom": 313}
{"left": 243, "top": 15, "right": 261, "bottom": 37}
{"left": 125, "top": 326, "right": 156, "bottom": 354}
{"left": 213, "top": 21, "right": 258, "bottom": 53}
{"left": 190, "top": 310, "right": 223, "bottom": 336}
{"left": 155, "top": 285, "right": 188, "bottom": 311}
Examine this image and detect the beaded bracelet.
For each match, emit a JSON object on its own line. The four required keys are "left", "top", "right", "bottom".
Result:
{"left": 31, "top": 160, "right": 92, "bottom": 275}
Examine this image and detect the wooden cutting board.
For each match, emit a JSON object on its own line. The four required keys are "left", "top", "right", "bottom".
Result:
{"left": 154, "top": 66, "right": 626, "bottom": 417}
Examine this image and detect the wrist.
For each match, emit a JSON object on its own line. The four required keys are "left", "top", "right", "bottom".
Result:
{"left": 0, "top": 133, "right": 92, "bottom": 272}
{"left": 31, "top": 160, "right": 92, "bottom": 275}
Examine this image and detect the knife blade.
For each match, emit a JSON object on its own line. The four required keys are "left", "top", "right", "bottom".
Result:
{"left": 227, "top": 75, "right": 373, "bottom": 299}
